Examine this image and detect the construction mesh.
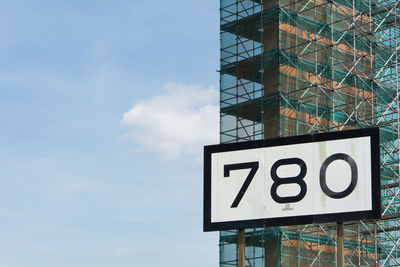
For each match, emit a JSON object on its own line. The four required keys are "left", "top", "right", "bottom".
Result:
{"left": 219, "top": 0, "right": 400, "bottom": 265}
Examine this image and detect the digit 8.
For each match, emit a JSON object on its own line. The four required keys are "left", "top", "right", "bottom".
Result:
{"left": 270, "top": 158, "right": 307, "bottom": 204}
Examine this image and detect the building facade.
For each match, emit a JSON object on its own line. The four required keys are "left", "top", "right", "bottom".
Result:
{"left": 219, "top": 0, "right": 400, "bottom": 265}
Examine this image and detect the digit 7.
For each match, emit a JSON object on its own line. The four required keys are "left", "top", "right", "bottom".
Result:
{"left": 224, "top": 162, "right": 259, "bottom": 208}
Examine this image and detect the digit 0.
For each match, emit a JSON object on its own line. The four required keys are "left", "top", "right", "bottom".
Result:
{"left": 320, "top": 153, "right": 358, "bottom": 199}
{"left": 270, "top": 158, "right": 307, "bottom": 204}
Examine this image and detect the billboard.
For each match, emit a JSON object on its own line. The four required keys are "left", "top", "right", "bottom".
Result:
{"left": 204, "top": 128, "right": 380, "bottom": 232}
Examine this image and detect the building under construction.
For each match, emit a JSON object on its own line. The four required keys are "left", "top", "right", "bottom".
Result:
{"left": 218, "top": 0, "right": 400, "bottom": 266}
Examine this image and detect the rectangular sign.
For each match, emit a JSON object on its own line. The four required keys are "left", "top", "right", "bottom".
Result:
{"left": 204, "top": 128, "right": 380, "bottom": 232}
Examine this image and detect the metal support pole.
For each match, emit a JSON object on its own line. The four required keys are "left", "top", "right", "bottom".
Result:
{"left": 238, "top": 229, "right": 245, "bottom": 267}
{"left": 337, "top": 222, "right": 344, "bottom": 267}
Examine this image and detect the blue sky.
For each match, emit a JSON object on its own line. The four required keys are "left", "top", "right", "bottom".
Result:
{"left": 0, "top": 1, "right": 219, "bottom": 266}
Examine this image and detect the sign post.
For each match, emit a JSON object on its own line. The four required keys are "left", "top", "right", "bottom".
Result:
{"left": 337, "top": 222, "right": 344, "bottom": 267}
{"left": 238, "top": 229, "right": 245, "bottom": 267}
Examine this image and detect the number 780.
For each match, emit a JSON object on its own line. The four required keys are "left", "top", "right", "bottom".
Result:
{"left": 224, "top": 153, "right": 358, "bottom": 208}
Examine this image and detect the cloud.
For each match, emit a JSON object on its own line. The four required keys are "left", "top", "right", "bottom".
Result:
{"left": 121, "top": 83, "right": 219, "bottom": 159}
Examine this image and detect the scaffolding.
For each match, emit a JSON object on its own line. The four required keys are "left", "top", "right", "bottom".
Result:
{"left": 219, "top": 0, "right": 400, "bottom": 266}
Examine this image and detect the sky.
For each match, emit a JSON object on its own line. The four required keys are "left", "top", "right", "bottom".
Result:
{"left": 0, "top": 1, "right": 220, "bottom": 266}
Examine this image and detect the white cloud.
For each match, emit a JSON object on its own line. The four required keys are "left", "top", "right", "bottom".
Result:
{"left": 121, "top": 83, "right": 219, "bottom": 158}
